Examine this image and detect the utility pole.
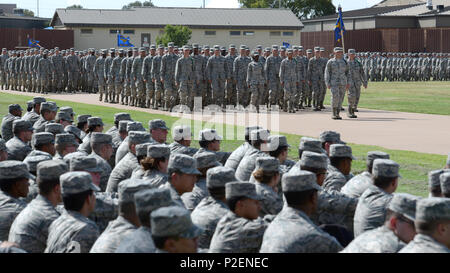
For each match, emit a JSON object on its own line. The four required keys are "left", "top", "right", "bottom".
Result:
{"left": 203, "top": 0, "right": 205, "bottom": 8}
{"left": 37, "top": 0, "right": 39, "bottom": 17}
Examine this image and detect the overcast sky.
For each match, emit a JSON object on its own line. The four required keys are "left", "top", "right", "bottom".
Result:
{"left": 0, "top": 0, "right": 383, "bottom": 18}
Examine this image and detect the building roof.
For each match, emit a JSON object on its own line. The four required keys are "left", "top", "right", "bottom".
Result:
{"left": 373, "top": 0, "right": 425, "bottom": 7}
{"left": 51, "top": 7, "right": 303, "bottom": 30}
{"left": 0, "top": 3, "right": 17, "bottom": 14}
{"left": 0, "top": 13, "right": 49, "bottom": 21}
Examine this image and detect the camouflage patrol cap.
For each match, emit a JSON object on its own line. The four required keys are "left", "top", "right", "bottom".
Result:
{"left": 280, "top": 46, "right": 286, "bottom": 51}
{"left": 0, "top": 161, "right": 31, "bottom": 180}
{"left": 334, "top": 47, "right": 343, "bottom": 53}
{"left": 13, "top": 119, "right": 33, "bottom": 132}
{"left": 199, "top": 129, "right": 222, "bottom": 142}
{"left": 192, "top": 44, "right": 199, "bottom": 49}
{"left": 168, "top": 154, "right": 201, "bottom": 175}
{"left": 60, "top": 171, "right": 100, "bottom": 195}
{"left": 319, "top": 131, "right": 344, "bottom": 144}
{"left": 55, "top": 112, "right": 73, "bottom": 122}
{"left": 320, "top": 47, "right": 325, "bottom": 52}
{"left": 151, "top": 206, "right": 203, "bottom": 238}
{"left": 8, "top": 104, "right": 22, "bottom": 112}
{"left": 118, "top": 179, "right": 152, "bottom": 203}
{"left": 135, "top": 188, "right": 172, "bottom": 215}
{"left": 245, "top": 126, "right": 262, "bottom": 139}
{"left": 118, "top": 120, "right": 130, "bottom": 132}
{"left": 40, "top": 102, "right": 58, "bottom": 112}
{"left": 77, "top": 114, "right": 91, "bottom": 124}
{"left": 299, "top": 137, "right": 326, "bottom": 154}
{"left": 136, "top": 143, "right": 152, "bottom": 157}
{"left": 37, "top": 160, "right": 68, "bottom": 181}
{"left": 254, "top": 157, "right": 279, "bottom": 173}
{"left": 0, "top": 139, "right": 6, "bottom": 152}
{"left": 127, "top": 122, "right": 145, "bottom": 132}
{"left": 193, "top": 152, "right": 221, "bottom": 169}
{"left": 268, "top": 135, "right": 290, "bottom": 151}
{"left": 206, "top": 166, "right": 236, "bottom": 189}
{"left": 24, "top": 155, "right": 53, "bottom": 174}
{"left": 91, "top": 133, "right": 112, "bottom": 145}
{"left": 229, "top": 44, "right": 236, "bottom": 49}
{"left": 428, "top": 169, "right": 445, "bottom": 189}
{"left": 253, "top": 51, "right": 259, "bottom": 56}
{"left": 300, "top": 151, "right": 328, "bottom": 170}
{"left": 306, "top": 49, "right": 313, "bottom": 54}
{"left": 372, "top": 159, "right": 401, "bottom": 178}
{"left": 158, "top": 44, "right": 164, "bottom": 49}
{"left": 119, "top": 49, "right": 125, "bottom": 53}
{"left": 293, "top": 46, "right": 299, "bottom": 50}
{"left": 299, "top": 46, "right": 304, "bottom": 50}
{"left": 109, "top": 48, "right": 116, "bottom": 53}
{"left": 348, "top": 49, "right": 356, "bottom": 54}
{"left": 70, "top": 156, "right": 102, "bottom": 173}
{"left": 287, "top": 49, "right": 293, "bottom": 53}
{"left": 314, "top": 47, "right": 320, "bottom": 52}
{"left": 203, "top": 45, "right": 210, "bottom": 50}
{"left": 282, "top": 169, "right": 321, "bottom": 193}
{"left": 265, "top": 47, "right": 270, "bottom": 52}
{"left": 32, "top": 132, "right": 55, "bottom": 148}
{"left": 415, "top": 197, "right": 450, "bottom": 223}
{"left": 87, "top": 117, "right": 104, "bottom": 127}
{"left": 55, "top": 133, "right": 78, "bottom": 147}
{"left": 226, "top": 181, "right": 261, "bottom": 200}
{"left": 64, "top": 125, "right": 83, "bottom": 142}
{"left": 132, "top": 48, "right": 138, "bottom": 52}
{"left": 388, "top": 193, "right": 421, "bottom": 221}
{"left": 172, "top": 125, "right": 192, "bottom": 141}
{"left": 272, "top": 45, "right": 279, "bottom": 50}
{"left": 139, "top": 47, "right": 146, "bottom": 52}
{"left": 440, "top": 172, "right": 450, "bottom": 195}
{"left": 127, "top": 48, "right": 133, "bottom": 52}
{"left": 213, "top": 45, "right": 220, "bottom": 50}
{"left": 70, "top": 48, "right": 75, "bottom": 52}
{"left": 182, "top": 45, "right": 190, "bottom": 51}
{"left": 128, "top": 131, "right": 151, "bottom": 145}
{"left": 329, "top": 144, "right": 355, "bottom": 160}
{"left": 101, "top": 49, "right": 108, "bottom": 54}
{"left": 149, "top": 119, "right": 169, "bottom": 131}
{"left": 147, "top": 144, "right": 170, "bottom": 159}
{"left": 367, "top": 151, "right": 390, "bottom": 166}
{"left": 168, "top": 42, "right": 175, "bottom": 48}
{"left": 45, "top": 123, "right": 64, "bottom": 135}
{"left": 33, "top": 97, "right": 46, "bottom": 104}
{"left": 250, "top": 129, "right": 270, "bottom": 142}
{"left": 59, "top": 106, "right": 75, "bottom": 116}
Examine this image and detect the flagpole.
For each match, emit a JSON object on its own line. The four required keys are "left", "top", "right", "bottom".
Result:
{"left": 339, "top": 5, "right": 345, "bottom": 53}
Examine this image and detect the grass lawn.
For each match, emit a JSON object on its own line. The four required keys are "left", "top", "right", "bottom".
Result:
{"left": 1, "top": 91, "right": 448, "bottom": 197}
{"left": 325, "top": 81, "right": 450, "bottom": 116}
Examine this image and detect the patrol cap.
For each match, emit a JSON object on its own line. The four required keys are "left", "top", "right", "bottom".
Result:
{"left": 149, "top": 119, "right": 169, "bottom": 131}
{"left": 0, "top": 161, "right": 32, "bottom": 180}
{"left": 168, "top": 154, "right": 201, "bottom": 175}
{"left": 158, "top": 44, "right": 164, "bottom": 49}
{"left": 172, "top": 125, "right": 192, "bottom": 141}
{"left": 70, "top": 48, "right": 75, "bottom": 52}
{"left": 40, "top": 102, "right": 58, "bottom": 112}
{"left": 147, "top": 144, "right": 170, "bottom": 159}
{"left": 151, "top": 206, "right": 203, "bottom": 238}
{"left": 13, "top": 119, "right": 33, "bottom": 132}
{"left": 0, "top": 139, "right": 6, "bottom": 152}
{"left": 299, "top": 137, "right": 326, "bottom": 154}
{"left": 415, "top": 197, "right": 450, "bottom": 223}
{"left": 149, "top": 45, "right": 156, "bottom": 50}
{"left": 300, "top": 151, "right": 328, "bottom": 170}
{"left": 77, "top": 114, "right": 91, "bottom": 124}
{"left": 253, "top": 51, "right": 259, "bottom": 56}
{"left": 59, "top": 106, "right": 75, "bottom": 116}
{"left": 118, "top": 120, "right": 130, "bottom": 132}
{"left": 329, "top": 144, "right": 355, "bottom": 160}
{"left": 440, "top": 172, "right": 450, "bottom": 194}
{"left": 282, "top": 169, "right": 321, "bottom": 193}
{"left": 372, "top": 159, "right": 401, "bottom": 178}
{"left": 69, "top": 156, "right": 102, "bottom": 173}
{"left": 127, "top": 121, "right": 146, "bottom": 132}
{"left": 293, "top": 46, "right": 299, "bottom": 50}
{"left": 203, "top": 45, "right": 210, "bottom": 50}
{"left": 64, "top": 125, "right": 83, "bottom": 142}
{"left": 60, "top": 171, "right": 100, "bottom": 195}
{"left": 132, "top": 48, "right": 138, "bottom": 52}
{"left": 314, "top": 46, "right": 321, "bottom": 52}
{"left": 245, "top": 126, "right": 262, "bottom": 139}
{"left": 299, "top": 46, "right": 304, "bottom": 50}
{"left": 8, "top": 104, "right": 22, "bottom": 112}
{"left": 136, "top": 143, "right": 152, "bottom": 158}
{"left": 134, "top": 188, "right": 173, "bottom": 215}
{"left": 182, "top": 45, "right": 190, "bottom": 51}
{"left": 127, "top": 48, "right": 133, "bottom": 52}
{"left": 118, "top": 179, "right": 152, "bottom": 203}
{"left": 268, "top": 135, "right": 290, "bottom": 151}
{"left": 139, "top": 47, "right": 146, "bottom": 52}
{"left": 306, "top": 49, "right": 313, "bottom": 54}
{"left": 213, "top": 45, "right": 220, "bottom": 50}
{"left": 55, "top": 112, "right": 73, "bottom": 122}
{"left": 55, "top": 133, "right": 78, "bottom": 147}
{"left": 265, "top": 47, "right": 270, "bottom": 52}
{"left": 250, "top": 129, "right": 270, "bottom": 142}
{"left": 33, "top": 97, "right": 46, "bottom": 104}
{"left": 348, "top": 49, "right": 356, "bottom": 54}
{"left": 45, "top": 123, "right": 64, "bottom": 135}
{"left": 32, "top": 132, "right": 55, "bottom": 147}
{"left": 226, "top": 181, "right": 261, "bottom": 200}
{"left": 24, "top": 155, "right": 53, "bottom": 174}
{"left": 272, "top": 45, "right": 279, "bottom": 50}
{"left": 320, "top": 47, "right": 325, "bottom": 52}
{"left": 36, "top": 160, "right": 68, "bottom": 182}
{"left": 287, "top": 49, "right": 293, "bottom": 53}
{"left": 109, "top": 48, "right": 116, "bottom": 53}
{"left": 128, "top": 131, "right": 151, "bottom": 145}
{"left": 319, "top": 131, "right": 345, "bottom": 144}
{"left": 254, "top": 157, "right": 279, "bottom": 173}
{"left": 193, "top": 152, "right": 221, "bottom": 169}
{"left": 199, "top": 129, "right": 222, "bottom": 142}
{"left": 114, "top": 113, "right": 132, "bottom": 123}
{"left": 334, "top": 47, "right": 344, "bottom": 53}
{"left": 428, "top": 170, "right": 445, "bottom": 189}
{"left": 206, "top": 166, "right": 236, "bottom": 189}
{"left": 192, "top": 44, "right": 199, "bottom": 49}
{"left": 167, "top": 42, "right": 174, "bottom": 48}
{"left": 101, "top": 49, "right": 108, "bottom": 54}
{"left": 367, "top": 151, "right": 390, "bottom": 166}
{"left": 280, "top": 46, "right": 286, "bottom": 51}
{"left": 87, "top": 117, "right": 104, "bottom": 127}
{"left": 229, "top": 44, "right": 236, "bottom": 49}
{"left": 91, "top": 133, "right": 112, "bottom": 145}
{"left": 388, "top": 193, "right": 421, "bottom": 221}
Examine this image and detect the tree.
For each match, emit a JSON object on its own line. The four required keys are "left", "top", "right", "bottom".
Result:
{"left": 23, "top": 9, "right": 34, "bottom": 17}
{"left": 67, "top": 5, "right": 83, "bottom": 9}
{"left": 156, "top": 25, "right": 192, "bottom": 47}
{"left": 122, "top": 1, "right": 155, "bottom": 10}
{"left": 239, "top": 0, "right": 335, "bottom": 19}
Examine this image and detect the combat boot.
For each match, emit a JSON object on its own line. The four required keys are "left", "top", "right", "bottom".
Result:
{"left": 350, "top": 107, "right": 358, "bottom": 119}
{"left": 347, "top": 106, "right": 352, "bottom": 118}
{"left": 332, "top": 108, "right": 339, "bottom": 120}
{"left": 298, "top": 101, "right": 305, "bottom": 110}
{"left": 336, "top": 108, "right": 342, "bottom": 120}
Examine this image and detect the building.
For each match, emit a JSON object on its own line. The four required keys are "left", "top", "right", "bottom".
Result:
{"left": 0, "top": 4, "right": 49, "bottom": 29}
{"left": 50, "top": 7, "right": 303, "bottom": 50}
{"left": 301, "top": 0, "right": 450, "bottom": 53}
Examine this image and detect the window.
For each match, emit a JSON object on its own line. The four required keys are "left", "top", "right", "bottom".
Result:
{"left": 159, "top": 30, "right": 164, "bottom": 35}
{"left": 80, "top": 29, "right": 93, "bottom": 34}
{"left": 110, "top": 29, "right": 121, "bottom": 34}
{"left": 230, "top": 31, "right": 241, "bottom": 36}
{"left": 283, "top": 31, "right": 294, "bottom": 36}
{"left": 270, "top": 31, "right": 281, "bottom": 37}
{"left": 123, "top": 29, "right": 135, "bottom": 35}
{"left": 205, "top": 31, "right": 216, "bottom": 36}
{"left": 243, "top": 31, "right": 254, "bottom": 36}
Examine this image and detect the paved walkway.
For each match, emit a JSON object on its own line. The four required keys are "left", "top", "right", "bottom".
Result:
{"left": 2, "top": 90, "right": 449, "bottom": 156}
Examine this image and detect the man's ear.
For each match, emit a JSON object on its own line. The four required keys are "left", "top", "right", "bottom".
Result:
{"left": 164, "top": 238, "right": 176, "bottom": 252}
{"left": 389, "top": 216, "right": 398, "bottom": 230}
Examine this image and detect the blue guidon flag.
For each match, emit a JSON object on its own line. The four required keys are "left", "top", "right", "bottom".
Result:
{"left": 28, "top": 38, "right": 41, "bottom": 48}
{"left": 117, "top": 34, "right": 135, "bottom": 47}
{"left": 282, "top": 42, "right": 291, "bottom": 49}
{"left": 335, "top": 5, "right": 346, "bottom": 43}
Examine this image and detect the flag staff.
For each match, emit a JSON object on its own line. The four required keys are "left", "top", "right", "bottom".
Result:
{"left": 339, "top": 5, "right": 345, "bottom": 53}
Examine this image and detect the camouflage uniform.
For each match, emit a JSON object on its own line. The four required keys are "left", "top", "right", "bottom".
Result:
{"left": 175, "top": 53, "right": 194, "bottom": 108}
{"left": 265, "top": 50, "right": 283, "bottom": 108}
{"left": 93, "top": 53, "right": 107, "bottom": 101}
{"left": 142, "top": 51, "right": 155, "bottom": 108}
{"left": 224, "top": 49, "right": 238, "bottom": 106}
{"left": 234, "top": 51, "right": 252, "bottom": 106}
{"left": 324, "top": 49, "right": 350, "bottom": 118}
{"left": 247, "top": 57, "right": 266, "bottom": 110}
{"left": 110, "top": 52, "right": 124, "bottom": 103}
{"left": 66, "top": 52, "right": 80, "bottom": 92}
{"left": 206, "top": 51, "right": 227, "bottom": 108}
{"left": 132, "top": 51, "right": 146, "bottom": 107}
{"left": 280, "top": 53, "right": 298, "bottom": 113}
{"left": 160, "top": 48, "right": 179, "bottom": 110}
{"left": 151, "top": 51, "right": 164, "bottom": 108}
{"left": 347, "top": 53, "right": 367, "bottom": 113}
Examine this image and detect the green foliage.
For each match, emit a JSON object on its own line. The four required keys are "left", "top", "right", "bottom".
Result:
{"left": 155, "top": 25, "right": 192, "bottom": 47}
{"left": 239, "top": 0, "right": 335, "bottom": 19}
{"left": 66, "top": 5, "right": 83, "bottom": 9}
{"left": 122, "top": 1, "right": 155, "bottom": 10}
{"left": 22, "top": 9, "right": 35, "bottom": 17}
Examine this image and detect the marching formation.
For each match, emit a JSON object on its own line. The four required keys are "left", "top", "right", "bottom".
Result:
{"left": 0, "top": 97, "right": 449, "bottom": 253}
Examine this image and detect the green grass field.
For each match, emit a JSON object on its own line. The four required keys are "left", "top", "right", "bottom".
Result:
{"left": 325, "top": 81, "right": 450, "bottom": 116}
{"left": 1, "top": 91, "right": 447, "bottom": 197}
